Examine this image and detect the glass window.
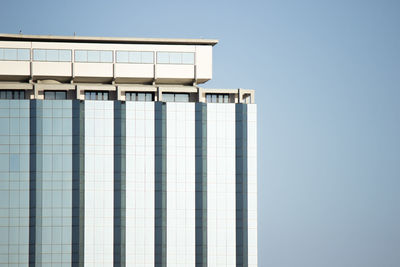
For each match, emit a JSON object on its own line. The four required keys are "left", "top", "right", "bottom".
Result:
{"left": 0, "top": 49, "right": 3, "bottom": 60}
{"left": 137, "top": 93, "right": 146, "bottom": 101}
{"left": 145, "top": 93, "right": 153, "bottom": 101}
{"left": 59, "top": 50, "right": 71, "bottom": 62}
{"left": 116, "top": 51, "right": 129, "bottom": 63}
{"left": 100, "top": 51, "right": 113, "bottom": 63}
{"left": 75, "top": 50, "right": 111, "bottom": 63}
{"left": 33, "top": 49, "right": 71, "bottom": 62}
{"left": 33, "top": 49, "right": 46, "bottom": 61}
{"left": 157, "top": 52, "right": 169, "bottom": 64}
{"left": 125, "top": 92, "right": 154, "bottom": 101}
{"left": 206, "top": 93, "right": 230, "bottom": 103}
{"left": 55, "top": 91, "right": 67, "bottom": 99}
{"left": 182, "top": 53, "right": 194, "bottom": 64}
{"left": 162, "top": 93, "right": 189, "bottom": 102}
{"left": 224, "top": 95, "right": 229, "bottom": 103}
{"left": 170, "top": 52, "right": 181, "bottom": 64}
{"left": 117, "top": 51, "right": 153, "bottom": 63}
{"left": 162, "top": 93, "right": 174, "bottom": 102}
{"left": 0, "top": 90, "right": 25, "bottom": 99}
{"left": 175, "top": 93, "right": 189, "bottom": 102}
{"left": 87, "top": 50, "right": 100, "bottom": 62}
{"left": 44, "top": 91, "right": 55, "bottom": 100}
{"left": 17, "top": 49, "right": 30, "bottom": 61}
{"left": 142, "top": 52, "right": 153, "bottom": 63}
{"left": 74, "top": 50, "right": 87, "bottom": 62}
{"left": 129, "top": 51, "right": 141, "bottom": 63}
{"left": 4, "top": 48, "right": 17, "bottom": 60}
{"left": 16, "top": 91, "right": 24, "bottom": 99}
{"left": 46, "top": 50, "right": 59, "bottom": 61}
{"left": 85, "top": 91, "right": 110, "bottom": 100}
{"left": 157, "top": 52, "right": 195, "bottom": 64}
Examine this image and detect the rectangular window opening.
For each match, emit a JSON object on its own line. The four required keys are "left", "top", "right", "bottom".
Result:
{"left": 116, "top": 51, "right": 154, "bottom": 64}
{"left": 44, "top": 91, "right": 67, "bottom": 100}
{"left": 125, "top": 92, "right": 154, "bottom": 102}
{"left": 84, "top": 91, "right": 111, "bottom": 101}
{"left": 0, "top": 90, "right": 25, "bottom": 99}
{"left": 206, "top": 93, "right": 230, "bottom": 103}
{"left": 156, "top": 52, "right": 194, "bottom": 64}
{"left": 33, "top": 49, "right": 72, "bottom": 62}
{"left": 162, "top": 93, "right": 189, "bottom": 102}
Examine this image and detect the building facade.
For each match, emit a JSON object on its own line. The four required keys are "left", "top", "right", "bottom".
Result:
{"left": 0, "top": 34, "right": 257, "bottom": 267}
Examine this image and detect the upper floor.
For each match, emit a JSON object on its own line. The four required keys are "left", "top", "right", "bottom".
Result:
{"left": 0, "top": 33, "right": 217, "bottom": 85}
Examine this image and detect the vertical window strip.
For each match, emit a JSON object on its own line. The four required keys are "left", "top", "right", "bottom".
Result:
{"left": 113, "top": 102, "right": 126, "bottom": 267}
{"left": 71, "top": 100, "right": 85, "bottom": 265}
{"left": 236, "top": 104, "right": 248, "bottom": 267}
{"left": 195, "top": 103, "right": 207, "bottom": 267}
{"left": 154, "top": 102, "right": 167, "bottom": 267}
{"left": 29, "top": 100, "right": 37, "bottom": 266}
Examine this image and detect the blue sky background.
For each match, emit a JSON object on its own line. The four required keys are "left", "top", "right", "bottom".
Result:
{"left": 1, "top": 0, "right": 400, "bottom": 266}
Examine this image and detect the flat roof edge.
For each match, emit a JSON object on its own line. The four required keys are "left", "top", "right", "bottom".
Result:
{"left": 0, "top": 33, "right": 219, "bottom": 46}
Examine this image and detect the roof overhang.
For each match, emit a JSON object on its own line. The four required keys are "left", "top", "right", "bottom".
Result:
{"left": 0, "top": 33, "right": 219, "bottom": 46}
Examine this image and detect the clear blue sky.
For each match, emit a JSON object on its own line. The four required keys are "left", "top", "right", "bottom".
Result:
{"left": 2, "top": 0, "right": 400, "bottom": 266}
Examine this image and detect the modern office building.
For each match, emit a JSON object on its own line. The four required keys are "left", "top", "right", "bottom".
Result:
{"left": 0, "top": 33, "right": 257, "bottom": 267}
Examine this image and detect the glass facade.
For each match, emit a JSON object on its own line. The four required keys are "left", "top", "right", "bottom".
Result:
{"left": 74, "top": 50, "right": 113, "bottom": 63}
{"left": 30, "top": 100, "right": 74, "bottom": 266}
{"left": 157, "top": 52, "right": 194, "bottom": 64}
{"left": 0, "top": 99, "right": 257, "bottom": 266}
{"left": 33, "top": 49, "right": 72, "bottom": 62}
{"left": 0, "top": 48, "right": 30, "bottom": 61}
{"left": 116, "top": 51, "right": 154, "bottom": 64}
{"left": 0, "top": 100, "right": 30, "bottom": 266}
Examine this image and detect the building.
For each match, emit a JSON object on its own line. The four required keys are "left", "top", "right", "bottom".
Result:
{"left": 0, "top": 33, "right": 257, "bottom": 267}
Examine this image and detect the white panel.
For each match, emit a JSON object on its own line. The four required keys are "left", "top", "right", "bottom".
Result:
{"left": 166, "top": 103, "right": 196, "bottom": 267}
{"left": 207, "top": 103, "right": 236, "bottom": 267}
{"left": 156, "top": 65, "right": 194, "bottom": 79}
{"left": 115, "top": 64, "right": 154, "bottom": 78}
{"left": 195, "top": 45, "right": 212, "bottom": 81}
{"left": 84, "top": 101, "right": 114, "bottom": 266}
{"left": 32, "top": 62, "right": 72, "bottom": 77}
{"left": 247, "top": 104, "right": 258, "bottom": 267}
{"left": 0, "top": 61, "right": 30, "bottom": 76}
{"left": 74, "top": 63, "right": 113, "bottom": 77}
{"left": 125, "top": 102, "right": 155, "bottom": 266}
